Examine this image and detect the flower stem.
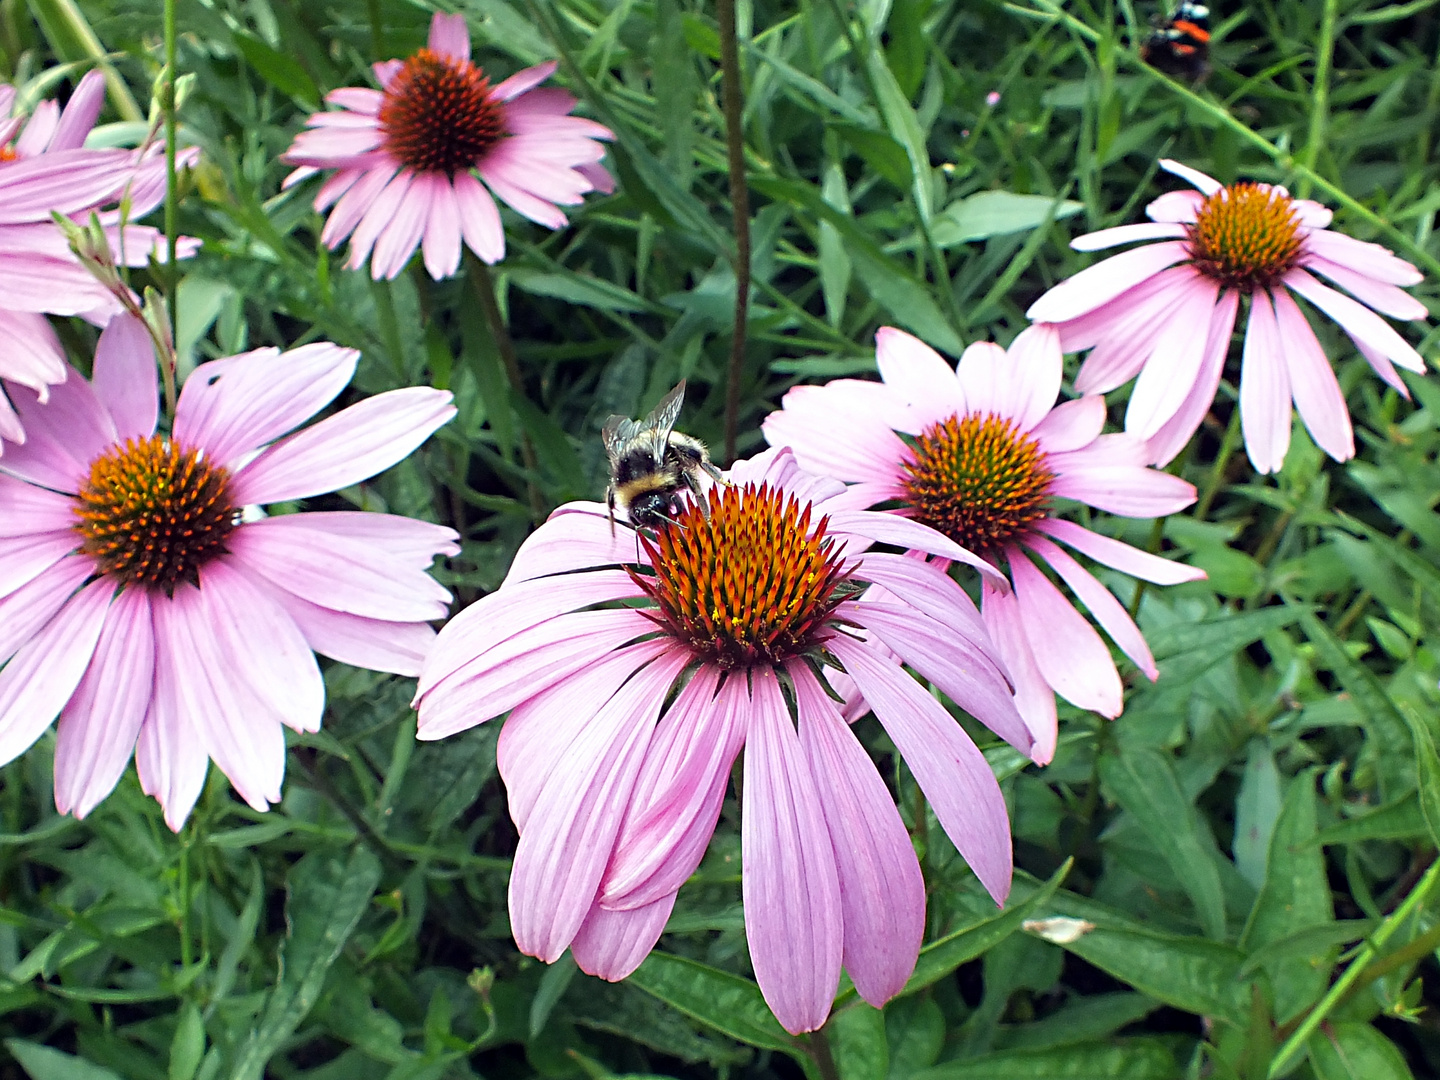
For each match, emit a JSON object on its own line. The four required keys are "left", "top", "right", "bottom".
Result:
{"left": 1195, "top": 403, "right": 1242, "bottom": 521}
{"left": 366, "top": 0, "right": 385, "bottom": 57}
{"left": 716, "top": 0, "right": 751, "bottom": 464}
{"left": 1267, "top": 853, "right": 1440, "bottom": 1076}
{"left": 1297, "top": 0, "right": 1339, "bottom": 199}
{"left": 177, "top": 818, "right": 193, "bottom": 967}
{"left": 466, "top": 253, "right": 545, "bottom": 520}
{"left": 808, "top": 1022, "right": 842, "bottom": 1080}
{"left": 163, "top": 0, "right": 178, "bottom": 355}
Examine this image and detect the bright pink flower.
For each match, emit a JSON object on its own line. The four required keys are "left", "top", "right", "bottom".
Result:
{"left": 416, "top": 446, "right": 1024, "bottom": 1034}
{"left": 0, "top": 314, "right": 457, "bottom": 829}
{"left": 763, "top": 326, "right": 1206, "bottom": 764}
{"left": 1027, "top": 159, "right": 1428, "bottom": 472}
{"left": 0, "top": 70, "right": 200, "bottom": 444}
{"left": 282, "top": 12, "right": 614, "bottom": 280}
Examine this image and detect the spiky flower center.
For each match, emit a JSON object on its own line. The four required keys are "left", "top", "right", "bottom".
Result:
{"left": 634, "top": 482, "right": 850, "bottom": 669}
{"left": 73, "top": 435, "right": 239, "bottom": 595}
{"left": 1186, "top": 183, "right": 1303, "bottom": 292}
{"left": 379, "top": 49, "right": 505, "bottom": 175}
{"left": 902, "top": 413, "right": 1055, "bottom": 556}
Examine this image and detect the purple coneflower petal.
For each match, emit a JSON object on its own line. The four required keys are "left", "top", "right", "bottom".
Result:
{"left": 422, "top": 174, "right": 463, "bottom": 279}
{"left": 0, "top": 252, "right": 116, "bottom": 315}
{"left": 3, "top": 377, "right": 116, "bottom": 493}
{"left": 326, "top": 87, "right": 382, "bottom": 115}
{"left": 572, "top": 894, "right": 677, "bottom": 980}
{"left": 509, "top": 650, "right": 687, "bottom": 963}
{"left": 0, "top": 577, "right": 111, "bottom": 766}
{"left": 493, "top": 62, "right": 560, "bottom": 103}
{"left": 1033, "top": 519, "right": 1204, "bottom": 586}
{"left": 0, "top": 557, "right": 90, "bottom": 665}
{"left": 603, "top": 667, "right": 744, "bottom": 908}
{"left": 1158, "top": 158, "right": 1222, "bottom": 195}
{"left": 1272, "top": 288, "right": 1354, "bottom": 463}
{"left": 371, "top": 174, "right": 432, "bottom": 279}
{"left": 0, "top": 149, "right": 144, "bottom": 223}
{"left": 1239, "top": 291, "right": 1291, "bottom": 473}
{"left": 231, "top": 386, "right": 455, "bottom": 503}
{"left": 1048, "top": 460, "right": 1197, "bottom": 517}
{"left": 1304, "top": 255, "right": 1429, "bottom": 321}
{"left": 852, "top": 552, "right": 987, "bottom": 642}
{"left": 15, "top": 101, "right": 58, "bottom": 157}
{"left": 742, "top": 667, "right": 843, "bottom": 1035}
{"left": 90, "top": 313, "right": 159, "bottom": 443}
{"left": 320, "top": 163, "right": 398, "bottom": 247}
{"left": 293, "top": 512, "right": 458, "bottom": 569}
{"left": 428, "top": 11, "right": 470, "bottom": 58}
{"left": 792, "top": 663, "right": 924, "bottom": 1007}
{"left": 1070, "top": 221, "right": 1186, "bottom": 251}
{"left": 761, "top": 392, "right": 910, "bottom": 487}
{"left": 0, "top": 531, "right": 79, "bottom": 603}
{"left": 174, "top": 343, "right": 357, "bottom": 466}
{"left": 54, "top": 587, "right": 153, "bottom": 818}
{"left": 1353, "top": 338, "right": 1409, "bottom": 396}
{"left": 1303, "top": 229, "right": 1422, "bottom": 286}
{"left": 1145, "top": 288, "right": 1239, "bottom": 467}
{"left": 980, "top": 581, "right": 1058, "bottom": 764}
{"left": 478, "top": 167, "right": 570, "bottom": 229}
{"left": 827, "top": 634, "right": 1012, "bottom": 903}
{"left": 1069, "top": 268, "right": 1193, "bottom": 389}
{"left": 1009, "top": 552, "right": 1122, "bottom": 718}
{"left": 1025, "top": 241, "right": 1190, "bottom": 323}
{"left": 503, "top": 505, "right": 651, "bottom": 584}
{"left": 49, "top": 70, "right": 106, "bottom": 152}
{"left": 0, "top": 309, "right": 66, "bottom": 393}
{"left": 1284, "top": 268, "right": 1425, "bottom": 374}
{"left": 0, "top": 475, "right": 74, "bottom": 538}
{"left": 1024, "top": 535, "right": 1156, "bottom": 680}
{"left": 452, "top": 170, "right": 505, "bottom": 263}
{"left": 1124, "top": 276, "right": 1220, "bottom": 438}
{"left": 1144, "top": 188, "right": 1204, "bottom": 223}
{"left": 999, "top": 324, "right": 1063, "bottom": 431}
{"left": 135, "top": 637, "right": 209, "bottom": 831}
{"left": 1030, "top": 396, "right": 1107, "bottom": 454}
{"left": 875, "top": 327, "right": 967, "bottom": 425}
{"left": 347, "top": 169, "right": 415, "bottom": 273}
{"left": 270, "top": 587, "right": 435, "bottom": 677}
{"left": 827, "top": 509, "right": 1006, "bottom": 590}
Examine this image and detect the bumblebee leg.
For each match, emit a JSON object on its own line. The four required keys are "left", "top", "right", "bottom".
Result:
{"left": 682, "top": 472, "right": 712, "bottom": 522}
{"left": 607, "top": 486, "right": 617, "bottom": 537}
{"left": 702, "top": 461, "right": 729, "bottom": 486}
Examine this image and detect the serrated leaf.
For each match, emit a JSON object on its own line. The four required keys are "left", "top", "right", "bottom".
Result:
{"left": 627, "top": 952, "right": 797, "bottom": 1054}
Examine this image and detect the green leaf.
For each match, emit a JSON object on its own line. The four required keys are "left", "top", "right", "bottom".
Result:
{"left": 5, "top": 1040, "right": 123, "bottom": 1080}
{"left": 229, "top": 847, "right": 383, "bottom": 1080}
{"left": 1314, "top": 791, "right": 1428, "bottom": 846}
{"left": 167, "top": 1002, "right": 204, "bottom": 1080}
{"left": 627, "top": 952, "right": 797, "bottom": 1055}
{"left": 831, "top": 1002, "right": 888, "bottom": 1080}
{"left": 1233, "top": 740, "right": 1282, "bottom": 888}
{"left": 232, "top": 29, "right": 320, "bottom": 107}
{"left": 832, "top": 124, "right": 913, "bottom": 189}
{"left": 531, "top": 953, "right": 579, "bottom": 1038}
{"left": 1308, "top": 1021, "right": 1415, "bottom": 1080}
{"left": 931, "top": 191, "right": 1084, "bottom": 247}
{"left": 894, "top": 859, "right": 1071, "bottom": 998}
{"left": 865, "top": 51, "right": 933, "bottom": 221}
{"left": 1239, "top": 772, "right": 1331, "bottom": 1023}
{"left": 910, "top": 1040, "right": 1177, "bottom": 1080}
{"left": 1397, "top": 701, "right": 1440, "bottom": 851}
{"left": 1099, "top": 746, "right": 1227, "bottom": 940}
{"left": 509, "top": 269, "right": 656, "bottom": 314}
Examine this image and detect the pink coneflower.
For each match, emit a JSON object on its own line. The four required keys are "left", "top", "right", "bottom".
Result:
{"left": 763, "top": 326, "right": 1205, "bottom": 764}
{"left": 282, "top": 12, "right": 614, "bottom": 280}
{"left": 0, "top": 69, "right": 199, "bottom": 445}
{"left": 1026, "top": 159, "right": 1428, "bottom": 472}
{"left": 0, "top": 314, "right": 457, "bottom": 829}
{"left": 416, "top": 445, "right": 1025, "bottom": 1034}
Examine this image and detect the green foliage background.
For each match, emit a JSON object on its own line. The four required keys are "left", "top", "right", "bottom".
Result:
{"left": 3, "top": 0, "right": 1440, "bottom": 1078}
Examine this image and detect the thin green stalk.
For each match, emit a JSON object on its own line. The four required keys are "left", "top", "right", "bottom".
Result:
{"left": 1196, "top": 404, "right": 1243, "bottom": 520}
{"left": 808, "top": 1023, "right": 842, "bottom": 1080}
{"left": 1007, "top": 0, "right": 1440, "bottom": 279}
{"left": 1268, "top": 855, "right": 1440, "bottom": 1076}
{"left": 717, "top": 0, "right": 751, "bottom": 464}
{"left": 178, "top": 819, "right": 192, "bottom": 968}
{"left": 163, "top": 0, "right": 178, "bottom": 358}
{"left": 366, "top": 0, "right": 385, "bottom": 57}
{"left": 1297, "top": 0, "right": 1340, "bottom": 198}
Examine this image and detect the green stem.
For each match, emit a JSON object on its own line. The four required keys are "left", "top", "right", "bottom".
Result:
{"left": 1008, "top": 0, "right": 1440, "bottom": 278}
{"left": 178, "top": 819, "right": 192, "bottom": 968}
{"left": 1195, "top": 404, "right": 1243, "bottom": 521}
{"left": 716, "top": 0, "right": 751, "bottom": 464}
{"left": 1267, "top": 855, "right": 1440, "bottom": 1076}
{"left": 163, "top": 0, "right": 178, "bottom": 360}
{"left": 1297, "top": 0, "right": 1339, "bottom": 198}
{"left": 808, "top": 1023, "right": 842, "bottom": 1080}
{"left": 366, "top": 0, "right": 385, "bottom": 57}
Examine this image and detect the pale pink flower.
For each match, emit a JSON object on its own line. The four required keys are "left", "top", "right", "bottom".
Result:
{"left": 1027, "top": 159, "right": 1428, "bottom": 473}
{"left": 0, "top": 314, "right": 457, "bottom": 829}
{"left": 0, "top": 69, "right": 200, "bottom": 445}
{"left": 416, "top": 446, "right": 1025, "bottom": 1034}
{"left": 282, "top": 12, "right": 614, "bottom": 280}
{"left": 763, "top": 326, "right": 1206, "bottom": 764}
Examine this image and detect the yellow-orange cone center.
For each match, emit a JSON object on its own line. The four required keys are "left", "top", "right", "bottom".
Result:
{"left": 379, "top": 49, "right": 506, "bottom": 175}
{"left": 902, "top": 413, "right": 1054, "bottom": 556}
{"left": 73, "top": 435, "right": 238, "bottom": 595}
{"left": 634, "top": 482, "right": 850, "bottom": 669}
{"left": 1186, "top": 182, "right": 1303, "bottom": 292}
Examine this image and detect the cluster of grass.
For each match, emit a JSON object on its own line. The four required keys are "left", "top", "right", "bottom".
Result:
{"left": 1, "top": 0, "right": 1440, "bottom": 1078}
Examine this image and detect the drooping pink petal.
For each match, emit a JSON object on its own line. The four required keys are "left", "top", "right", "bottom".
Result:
{"left": 1124, "top": 276, "right": 1221, "bottom": 438}
{"left": 346, "top": 169, "right": 415, "bottom": 272}
{"left": 135, "top": 626, "right": 210, "bottom": 831}
{"left": 0, "top": 556, "right": 91, "bottom": 664}
{"left": 320, "top": 162, "right": 398, "bottom": 247}
{"left": 173, "top": 343, "right": 357, "bottom": 467}
{"left": 370, "top": 170, "right": 432, "bottom": 279}
{"left": 49, "top": 70, "right": 106, "bottom": 152}
{"left": 2, "top": 368, "right": 117, "bottom": 493}
{"left": 1284, "top": 268, "right": 1425, "bottom": 373}
{"left": 291, "top": 512, "right": 459, "bottom": 568}
{"left": 792, "top": 662, "right": 924, "bottom": 1008}
{"left": 268, "top": 586, "right": 435, "bottom": 677}
{"left": 761, "top": 392, "right": 911, "bottom": 487}
{"left": 1070, "top": 221, "right": 1187, "bottom": 251}
{"left": 0, "top": 531, "right": 78, "bottom": 604}
{"left": 452, "top": 170, "right": 505, "bottom": 263}
{"left": 428, "top": 11, "right": 471, "bottom": 60}
{"left": 0, "top": 474, "right": 74, "bottom": 538}
{"left": 1026, "top": 241, "right": 1190, "bottom": 323}
{"left": 1158, "top": 158, "right": 1222, "bottom": 195}
{"left": 1271, "top": 287, "right": 1355, "bottom": 464}
{"left": 422, "top": 173, "right": 463, "bottom": 279}
{"left": 498, "top": 640, "right": 672, "bottom": 830}
{"left": 571, "top": 894, "right": 677, "bottom": 981}
{"left": 508, "top": 650, "right": 687, "bottom": 963}
{"left": 90, "top": 312, "right": 159, "bottom": 443}
{"left": 53, "top": 587, "right": 154, "bottom": 818}
{"left": 1145, "top": 189, "right": 1205, "bottom": 223}
{"left": 1354, "top": 337, "right": 1409, "bottom": 396}
{"left": 503, "top": 504, "right": 651, "bottom": 585}
{"left": 0, "top": 577, "right": 112, "bottom": 767}
{"left": 1024, "top": 535, "right": 1157, "bottom": 680}
{"left": 1239, "top": 290, "right": 1292, "bottom": 474}
{"left": 980, "top": 580, "right": 1057, "bottom": 764}
{"left": 852, "top": 552, "right": 987, "bottom": 642}
{"left": 1034, "top": 518, "right": 1205, "bottom": 585}
{"left": 1070, "top": 267, "right": 1196, "bottom": 393}
{"left": 0, "top": 309, "right": 66, "bottom": 393}
{"left": 228, "top": 514, "right": 453, "bottom": 623}
{"left": 230, "top": 386, "right": 455, "bottom": 504}
{"left": 1008, "top": 551, "right": 1122, "bottom": 718}
{"left": 827, "top": 634, "right": 1011, "bottom": 904}
{"left": 1145, "top": 288, "right": 1239, "bottom": 467}
{"left": 1302, "top": 229, "right": 1422, "bottom": 286}
{"left": 1303, "top": 255, "right": 1428, "bottom": 321}
{"left": 742, "top": 667, "right": 843, "bottom": 1035}
{"left": 602, "top": 667, "right": 745, "bottom": 908}
{"left": 997, "top": 323, "right": 1063, "bottom": 431}
{"left": 493, "top": 62, "right": 560, "bottom": 103}
{"left": 325, "top": 87, "right": 383, "bottom": 115}
{"left": 825, "top": 509, "right": 1006, "bottom": 589}
{"left": 1048, "top": 460, "right": 1198, "bottom": 518}
{"left": 1030, "top": 396, "right": 1106, "bottom": 454}
{"left": 477, "top": 166, "right": 570, "bottom": 229}
{"left": 874, "top": 327, "right": 967, "bottom": 425}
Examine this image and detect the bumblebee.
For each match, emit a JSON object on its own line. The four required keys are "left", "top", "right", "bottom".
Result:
{"left": 602, "top": 380, "right": 725, "bottom": 533}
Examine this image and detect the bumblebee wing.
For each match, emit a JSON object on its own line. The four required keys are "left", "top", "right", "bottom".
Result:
{"left": 645, "top": 380, "right": 686, "bottom": 458}
{"left": 601, "top": 414, "right": 634, "bottom": 463}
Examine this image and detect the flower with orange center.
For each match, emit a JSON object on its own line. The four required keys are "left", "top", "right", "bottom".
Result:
{"left": 417, "top": 445, "right": 1027, "bottom": 1036}
{"left": 0, "top": 314, "right": 457, "bottom": 830}
{"left": 764, "top": 325, "right": 1206, "bottom": 765}
{"left": 1028, "top": 158, "right": 1427, "bottom": 474}
{"left": 282, "top": 12, "right": 615, "bottom": 280}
